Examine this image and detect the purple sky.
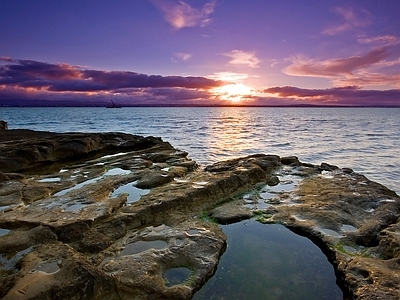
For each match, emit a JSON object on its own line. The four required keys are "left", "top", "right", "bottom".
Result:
{"left": 1, "top": 0, "right": 400, "bottom": 106}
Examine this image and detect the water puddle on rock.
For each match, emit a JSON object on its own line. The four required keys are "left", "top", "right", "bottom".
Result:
{"left": 119, "top": 240, "right": 167, "bottom": 256}
{"left": 111, "top": 182, "right": 150, "bottom": 204}
{"left": 38, "top": 177, "right": 61, "bottom": 182}
{"left": 54, "top": 177, "right": 99, "bottom": 196}
{"left": 194, "top": 220, "right": 342, "bottom": 300}
{"left": 34, "top": 261, "right": 60, "bottom": 274}
{"left": 245, "top": 174, "right": 301, "bottom": 209}
{"left": 0, "top": 228, "right": 10, "bottom": 236}
{"left": 54, "top": 168, "right": 131, "bottom": 196}
{"left": 104, "top": 168, "right": 131, "bottom": 176}
{"left": 163, "top": 267, "right": 193, "bottom": 287}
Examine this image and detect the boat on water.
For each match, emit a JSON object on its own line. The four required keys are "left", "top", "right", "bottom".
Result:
{"left": 106, "top": 100, "right": 121, "bottom": 108}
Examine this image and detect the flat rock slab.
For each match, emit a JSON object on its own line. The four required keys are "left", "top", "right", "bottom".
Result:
{"left": 0, "top": 130, "right": 399, "bottom": 299}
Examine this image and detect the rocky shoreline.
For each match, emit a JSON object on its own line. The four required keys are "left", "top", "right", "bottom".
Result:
{"left": 0, "top": 125, "right": 399, "bottom": 299}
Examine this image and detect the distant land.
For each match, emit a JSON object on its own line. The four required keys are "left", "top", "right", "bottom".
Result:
{"left": 1, "top": 99, "right": 399, "bottom": 108}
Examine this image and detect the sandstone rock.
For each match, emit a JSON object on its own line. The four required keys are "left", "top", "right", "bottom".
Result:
{"left": 0, "top": 131, "right": 170, "bottom": 172}
{"left": 209, "top": 199, "right": 253, "bottom": 224}
{"left": 0, "top": 130, "right": 399, "bottom": 299}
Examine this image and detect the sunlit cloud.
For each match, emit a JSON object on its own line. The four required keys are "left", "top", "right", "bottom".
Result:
{"left": 284, "top": 47, "right": 400, "bottom": 88}
{"left": 357, "top": 35, "right": 400, "bottom": 45}
{"left": 333, "top": 72, "right": 400, "bottom": 88}
{"left": 375, "top": 57, "right": 400, "bottom": 68}
{"left": 0, "top": 57, "right": 229, "bottom": 106}
{"left": 171, "top": 52, "right": 192, "bottom": 62}
{"left": 2, "top": 57, "right": 399, "bottom": 107}
{"left": 150, "top": 0, "right": 216, "bottom": 29}
{"left": 323, "top": 7, "right": 372, "bottom": 35}
{"left": 207, "top": 72, "right": 249, "bottom": 82}
{"left": 284, "top": 47, "right": 390, "bottom": 77}
{"left": 223, "top": 50, "right": 260, "bottom": 68}
{"left": 0, "top": 58, "right": 225, "bottom": 91}
{"left": 267, "top": 59, "right": 279, "bottom": 68}
{"left": 263, "top": 86, "right": 400, "bottom": 106}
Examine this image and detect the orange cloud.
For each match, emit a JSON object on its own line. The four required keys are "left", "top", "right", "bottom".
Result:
{"left": 285, "top": 47, "right": 390, "bottom": 77}
{"left": 333, "top": 72, "right": 400, "bottom": 88}
{"left": 263, "top": 86, "right": 400, "bottom": 106}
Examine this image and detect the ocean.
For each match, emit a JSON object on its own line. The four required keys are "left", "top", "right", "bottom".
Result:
{"left": 1, "top": 106, "right": 399, "bottom": 194}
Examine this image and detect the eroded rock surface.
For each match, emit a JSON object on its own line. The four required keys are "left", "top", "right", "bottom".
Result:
{"left": 0, "top": 130, "right": 399, "bottom": 299}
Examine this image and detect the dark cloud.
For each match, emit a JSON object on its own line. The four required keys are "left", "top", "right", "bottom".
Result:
{"left": 0, "top": 58, "right": 225, "bottom": 93}
{"left": 264, "top": 86, "right": 400, "bottom": 106}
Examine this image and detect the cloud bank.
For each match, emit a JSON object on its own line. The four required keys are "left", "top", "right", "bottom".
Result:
{"left": 0, "top": 57, "right": 227, "bottom": 105}
{"left": 263, "top": 86, "right": 400, "bottom": 106}
{"left": 0, "top": 58, "right": 224, "bottom": 90}
{"left": 1, "top": 57, "right": 399, "bottom": 107}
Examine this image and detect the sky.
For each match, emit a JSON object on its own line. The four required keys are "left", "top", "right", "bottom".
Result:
{"left": 1, "top": 0, "right": 400, "bottom": 106}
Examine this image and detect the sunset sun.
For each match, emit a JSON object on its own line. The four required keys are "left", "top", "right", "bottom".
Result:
{"left": 212, "top": 83, "right": 253, "bottom": 103}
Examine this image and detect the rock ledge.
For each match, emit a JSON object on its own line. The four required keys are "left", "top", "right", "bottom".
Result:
{"left": 0, "top": 130, "right": 399, "bottom": 299}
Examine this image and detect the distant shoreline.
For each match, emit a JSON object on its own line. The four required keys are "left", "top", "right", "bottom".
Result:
{"left": 1, "top": 104, "right": 400, "bottom": 108}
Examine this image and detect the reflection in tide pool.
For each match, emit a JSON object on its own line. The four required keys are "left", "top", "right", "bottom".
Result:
{"left": 111, "top": 182, "right": 150, "bottom": 204}
{"left": 194, "top": 221, "right": 342, "bottom": 300}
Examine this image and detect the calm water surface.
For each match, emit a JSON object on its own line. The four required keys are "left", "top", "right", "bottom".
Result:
{"left": 2, "top": 107, "right": 398, "bottom": 193}
{"left": 194, "top": 221, "right": 342, "bottom": 300}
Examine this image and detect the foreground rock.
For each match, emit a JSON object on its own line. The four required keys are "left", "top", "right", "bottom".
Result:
{"left": 0, "top": 130, "right": 399, "bottom": 299}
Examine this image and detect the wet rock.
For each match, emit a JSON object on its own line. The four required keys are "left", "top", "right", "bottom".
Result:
{"left": 0, "top": 120, "right": 7, "bottom": 130}
{"left": 135, "top": 169, "right": 173, "bottom": 189}
{"left": 209, "top": 199, "right": 253, "bottom": 224}
{"left": 2, "top": 243, "right": 116, "bottom": 300}
{"left": 0, "top": 131, "right": 169, "bottom": 173}
{"left": 281, "top": 156, "right": 301, "bottom": 166}
{"left": 0, "top": 130, "right": 399, "bottom": 299}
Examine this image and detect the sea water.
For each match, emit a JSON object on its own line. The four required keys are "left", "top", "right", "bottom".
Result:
{"left": 2, "top": 106, "right": 398, "bottom": 193}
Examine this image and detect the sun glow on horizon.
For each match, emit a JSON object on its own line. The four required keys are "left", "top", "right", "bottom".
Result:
{"left": 212, "top": 83, "right": 254, "bottom": 103}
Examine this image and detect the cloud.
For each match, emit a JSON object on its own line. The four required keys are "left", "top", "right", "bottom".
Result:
{"left": 151, "top": 0, "right": 216, "bottom": 29}
{"left": 285, "top": 47, "right": 390, "bottom": 77}
{"left": 0, "top": 58, "right": 225, "bottom": 91}
{"left": 323, "top": 7, "right": 372, "bottom": 35}
{"left": 263, "top": 86, "right": 400, "bottom": 106}
{"left": 284, "top": 47, "right": 400, "bottom": 88}
{"left": 223, "top": 50, "right": 260, "bottom": 68}
{"left": 171, "top": 52, "right": 192, "bottom": 62}
{"left": 332, "top": 72, "right": 400, "bottom": 88}
{"left": 357, "top": 35, "right": 400, "bottom": 45}
{"left": 207, "top": 72, "right": 250, "bottom": 82}
{"left": 0, "top": 57, "right": 228, "bottom": 105}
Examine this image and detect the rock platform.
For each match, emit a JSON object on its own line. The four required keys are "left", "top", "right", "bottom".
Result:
{"left": 0, "top": 129, "right": 399, "bottom": 299}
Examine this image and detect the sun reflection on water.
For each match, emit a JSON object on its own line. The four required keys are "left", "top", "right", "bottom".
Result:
{"left": 203, "top": 108, "right": 268, "bottom": 161}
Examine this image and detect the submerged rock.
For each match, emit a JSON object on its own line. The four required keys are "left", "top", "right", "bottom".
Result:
{"left": 0, "top": 130, "right": 399, "bottom": 299}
